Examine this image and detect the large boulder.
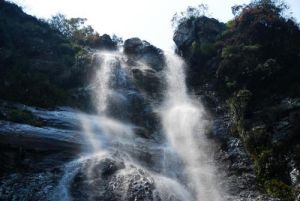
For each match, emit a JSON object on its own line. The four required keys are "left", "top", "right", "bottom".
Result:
{"left": 173, "top": 16, "right": 225, "bottom": 57}
{"left": 124, "top": 38, "right": 144, "bottom": 54}
{"left": 173, "top": 20, "right": 195, "bottom": 51}
{"left": 194, "top": 17, "right": 226, "bottom": 43}
{"left": 69, "top": 156, "right": 156, "bottom": 201}
{"left": 124, "top": 38, "right": 165, "bottom": 71}
{"left": 93, "top": 34, "right": 117, "bottom": 50}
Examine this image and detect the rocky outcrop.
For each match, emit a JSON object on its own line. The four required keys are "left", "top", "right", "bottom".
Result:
{"left": 124, "top": 38, "right": 165, "bottom": 71}
{"left": 173, "top": 16, "right": 225, "bottom": 57}
{"left": 0, "top": 101, "right": 83, "bottom": 177}
{"left": 122, "top": 38, "right": 166, "bottom": 103}
{"left": 213, "top": 115, "right": 280, "bottom": 201}
{"left": 173, "top": 20, "right": 195, "bottom": 52}
{"left": 67, "top": 155, "right": 157, "bottom": 201}
{"left": 172, "top": 16, "right": 225, "bottom": 88}
{"left": 93, "top": 34, "right": 117, "bottom": 50}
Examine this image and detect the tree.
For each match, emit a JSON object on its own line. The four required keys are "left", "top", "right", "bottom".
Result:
{"left": 48, "top": 14, "right": 99, "bottom": 46}
{"left": 48, "top": 14, "right": 71, "bottom": 37}
{"left": 171, "top": 4, "right": 209, "bottom": 29}
{"left": 231, "top": 4, "right": 245, "bottom": 16}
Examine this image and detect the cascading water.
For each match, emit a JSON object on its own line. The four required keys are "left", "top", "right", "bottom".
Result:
{"left": 53, "top": 50, "right": 223, "bottom": 201}
{"left": 93, "top": 52, "right": 122, "bottom": 114}
{"left": 160, "top": 53, "right": 223, "bottom": 201}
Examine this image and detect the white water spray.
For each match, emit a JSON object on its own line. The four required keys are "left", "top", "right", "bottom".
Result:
{"left": 161, "top": 53, "right": 223, "bottom": 201}
{"left": 93, "top": 52, "right": 121, "bottom": 114}
{"left": 54, "top": 51, "right": 223, "bottom": 201}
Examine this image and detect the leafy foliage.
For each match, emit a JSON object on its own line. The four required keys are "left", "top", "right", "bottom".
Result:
{"left": 0, "top": 1, "right": 122, "bottom": 108}
{"left": 264, "top": 179, "right": 294, "bottom": 201}
{"left": 174, "top": 0, "right": 300, "bottom": 199}
{"left": 49, "top": 14, "right": 120, "bottom": 49}
{"left": 171, "top": 4, "right": 209, "bottom": 29}
{"left": 0, "top": 1, "right": 80, "bottom": 107}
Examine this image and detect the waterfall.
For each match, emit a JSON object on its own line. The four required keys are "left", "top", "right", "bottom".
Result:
{"left": 53, "top": 50, "right": 223, "bottom": 201}
{"left": 160, "top": 52, "right": 223, "bottom": 201}
{"left": 93, "top": 51, "right": 121, "bottom": 114}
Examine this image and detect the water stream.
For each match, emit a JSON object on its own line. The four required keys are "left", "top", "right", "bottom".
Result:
{"left": 53, "top": 50, "right": 222, "bottom": 201}
{"left": 161, "top": 53, "right": 222, "bottom": 201}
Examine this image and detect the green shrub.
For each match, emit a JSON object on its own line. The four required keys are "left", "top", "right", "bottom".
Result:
{"left": 200, "top": 42, "right": 216, "bottom": 56}
{"left": 264, "top": 179, "right": 294, "bottom": 201}
{"left": 226, "top": 20, "right": 235, "bottom": 29}
{"left": 221, "top": 45, "right": 243, "bottom": 59}
{"left": 244, "top": 127, "right": 269, "bottom": 156}
{"left": 192, "top": 41, "right": 216, "bottom": 56}
{"left": 254, "top": 149, "right": 273, "bottom": 178}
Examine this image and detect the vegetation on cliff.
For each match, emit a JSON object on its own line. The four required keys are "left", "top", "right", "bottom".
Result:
{"left": 0, "top": 1, "right": 120, "bottom": 108}
{"left": 173, "top": 0, "right": 300, "bottom": 200}
{"left": 1, "top": 0, "right": 299, "bottom": 199}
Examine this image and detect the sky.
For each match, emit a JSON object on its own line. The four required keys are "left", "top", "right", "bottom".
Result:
{"left": 9, "top": 0, "right": 300, "bottom": 50}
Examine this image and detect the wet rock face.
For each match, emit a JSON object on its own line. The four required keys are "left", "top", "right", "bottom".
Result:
{"left": 70, "top": 157, "right": 124, "bottom": 201}
{"left": 0, "top": 101, "right": 83, "bottom": 177}
{"left": 128, "top": 64, "right": 165, "bottom": 106}
{"left": 213, "top": 116, "right": 282, "bottom": 201}
{"left": 0, "top": 102, "right": 164, "bottom": 201}
{"left": 124, "top": 38, "right": 144, "bottom": 54}
{"left": 0, "top": 172, "right": 59, "bottom": 201}
{"left": 95, "top": 34, "right": 117, "bottom": 50}
{"left": 94, "top": 59, "right": 161, "bottom": 135}
{"left": 209, "top": 98, "right": 282, "bottom": 201}
{"left": 124, "top": 38, "right": 165, "bottom": 71}
{"left": 69, "top": 156, "right": 157, "bottom": 201}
